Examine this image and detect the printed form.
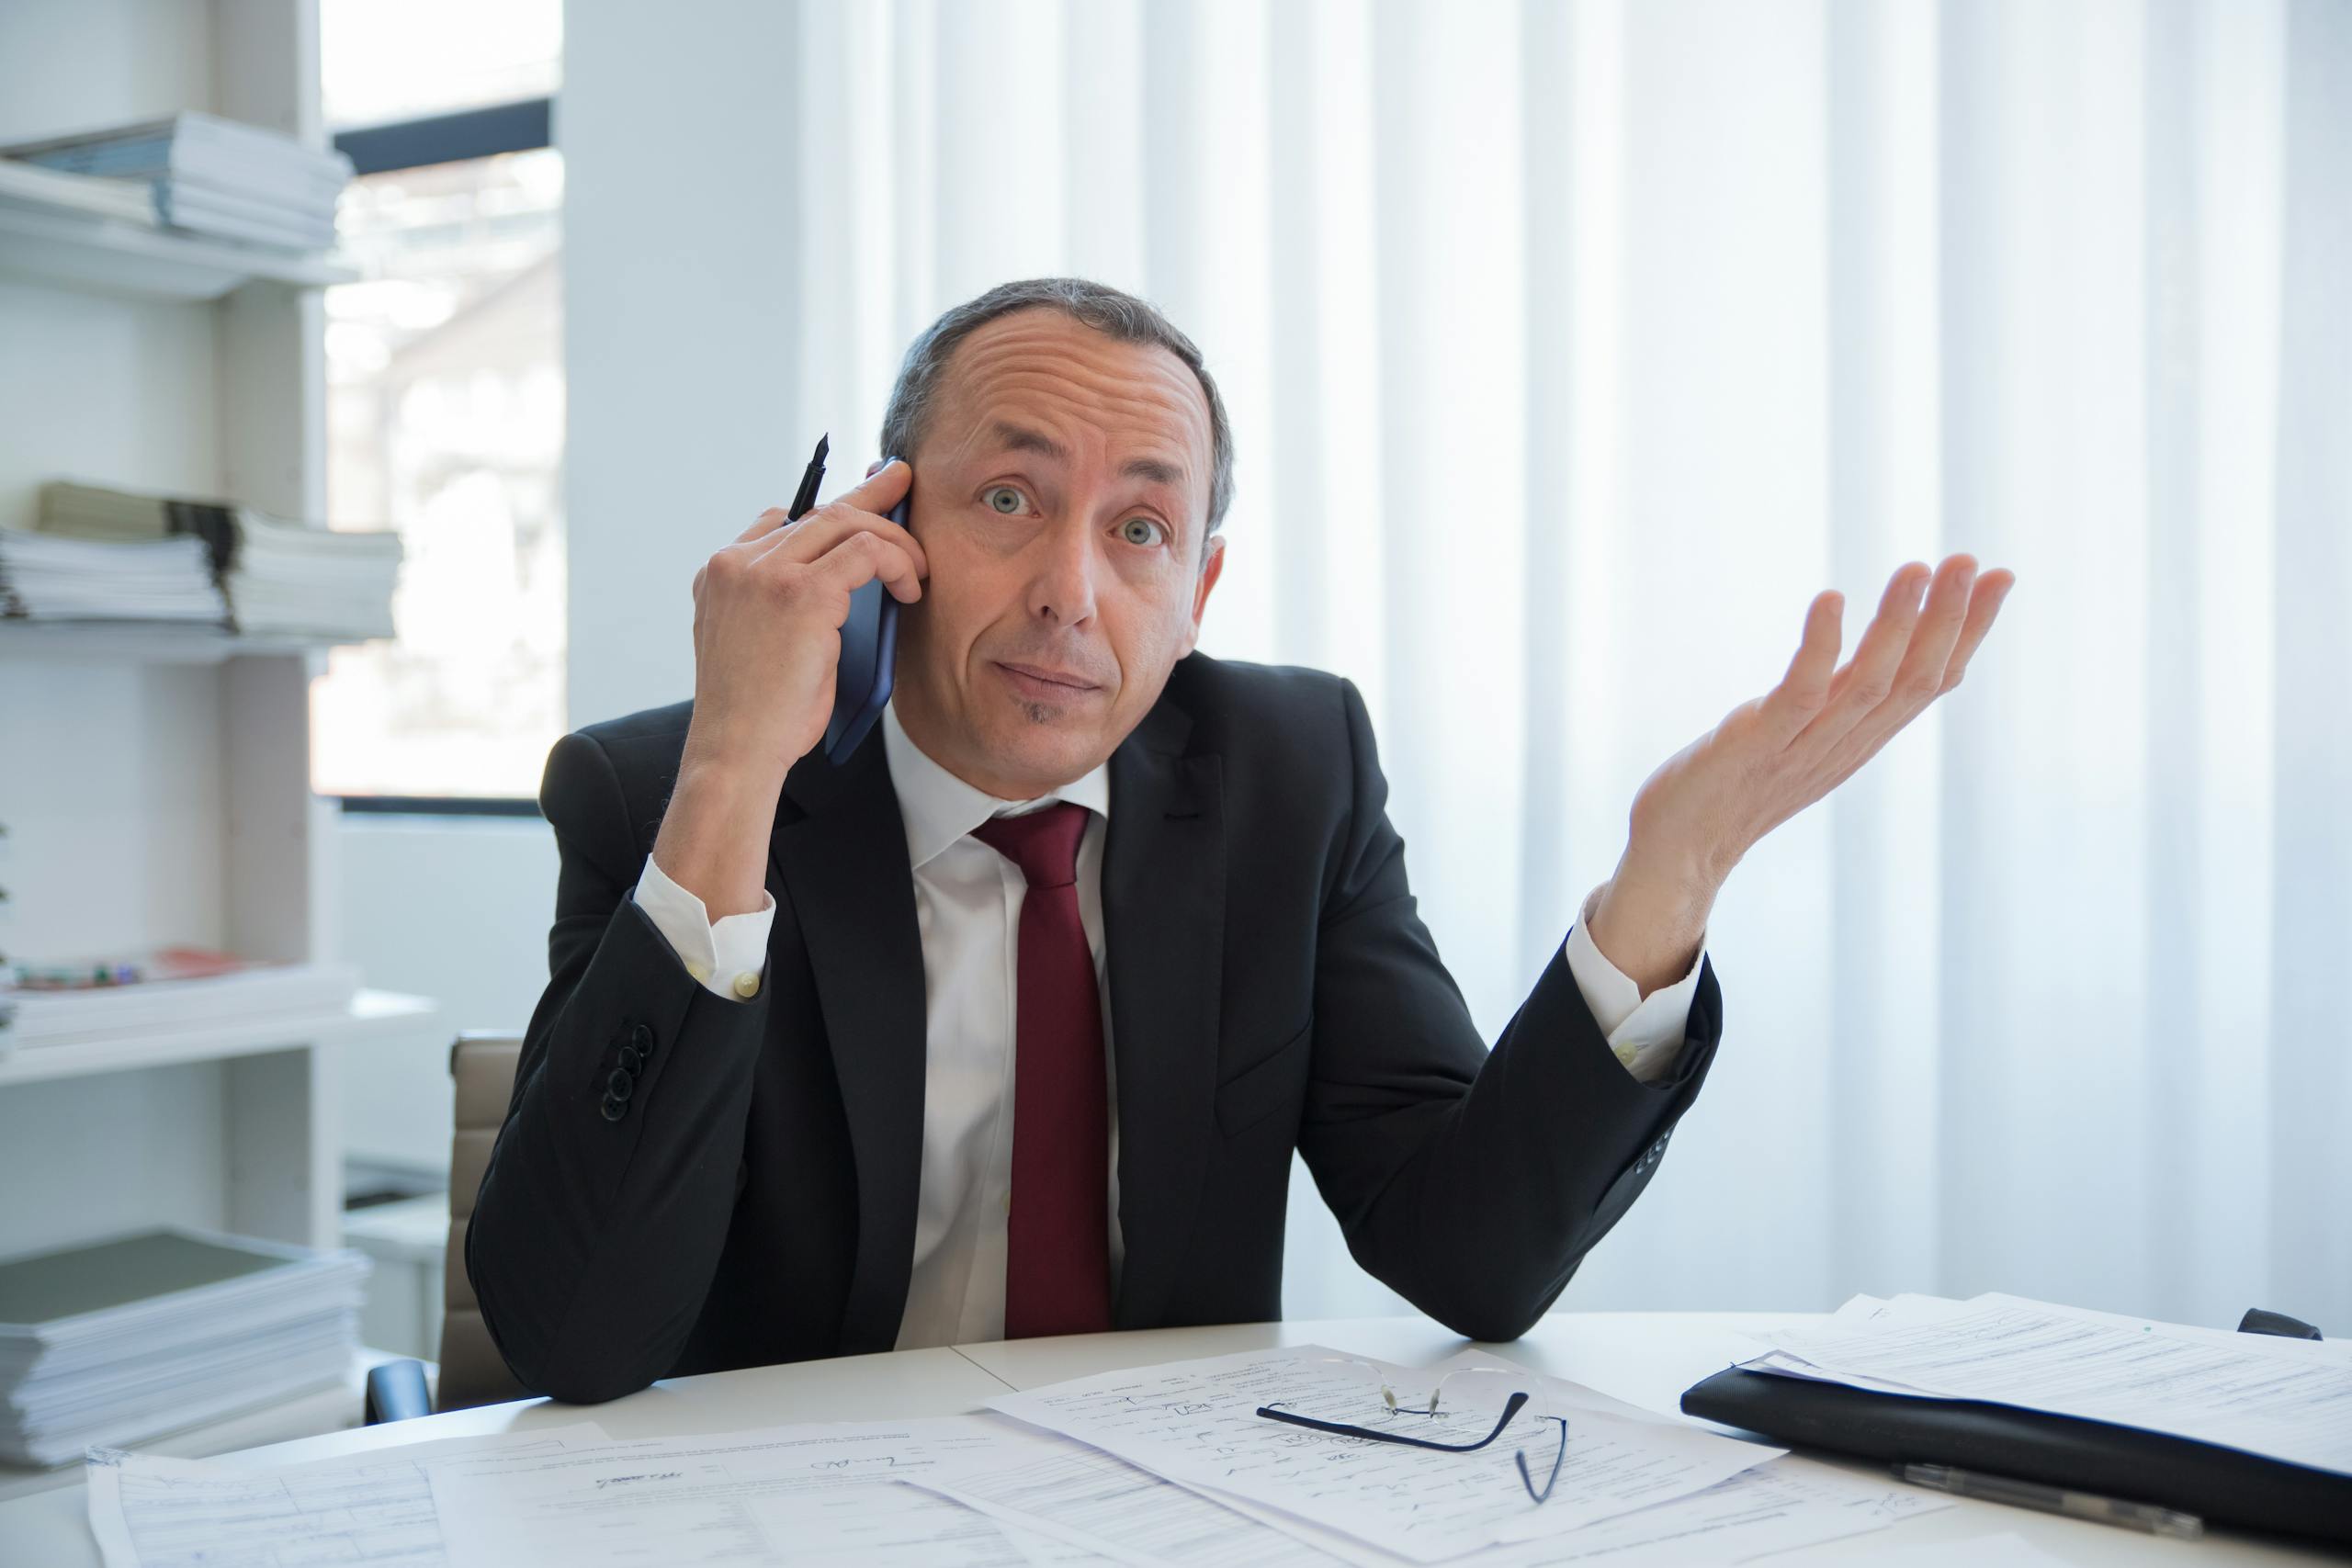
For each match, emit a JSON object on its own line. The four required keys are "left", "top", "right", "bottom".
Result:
{"left": 424, "top": 1416, "right": 1098, "bottom": 1568}
{"left": 1746, "top": 1292, "right": 2352, "bottom": 1476}
{"left": 84, "top": 1424, "right": 610, "bottom": 1568}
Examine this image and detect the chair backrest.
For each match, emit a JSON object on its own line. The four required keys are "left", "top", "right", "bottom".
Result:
{"left": 442, "top": 1032, "right": 527, "bottom": 1412}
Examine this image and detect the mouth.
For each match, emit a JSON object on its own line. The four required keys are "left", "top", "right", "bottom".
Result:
{"left": 994, "top": 660, "right": 1102, "bottom": 699}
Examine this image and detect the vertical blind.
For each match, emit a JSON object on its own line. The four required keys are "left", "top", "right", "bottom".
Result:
{"left": 776, "top": 0, "right": 2350, "bottom": 1328}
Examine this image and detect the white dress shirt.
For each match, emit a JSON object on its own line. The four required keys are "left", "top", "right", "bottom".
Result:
{"left": 629, "top": 700, "right": 1708, "bottom": 1348}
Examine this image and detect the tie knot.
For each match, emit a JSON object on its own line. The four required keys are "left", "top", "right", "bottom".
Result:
{"left": 971, "top": 801, "right": 1091, "bottom": 889}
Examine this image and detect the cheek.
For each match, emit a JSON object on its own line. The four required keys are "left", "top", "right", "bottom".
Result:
{"left": 1102, "top": 571, "right": 1200, "bottom": 675}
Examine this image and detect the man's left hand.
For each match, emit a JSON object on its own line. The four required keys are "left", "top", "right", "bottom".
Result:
{"left": 1586, "top": 553, "right": 2015, "bottom": 995}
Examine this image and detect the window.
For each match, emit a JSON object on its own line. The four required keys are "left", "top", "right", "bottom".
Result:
{"left": 310, "top": 0, "right": 563, "bottom": 805}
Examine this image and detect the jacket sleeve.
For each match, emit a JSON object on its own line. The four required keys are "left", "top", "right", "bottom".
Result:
{"left": 465, "top": 729, "right": 774, "bottom": 1403}
{"left": 1295, "top": 678, "right": 1723, "bottom": 1343}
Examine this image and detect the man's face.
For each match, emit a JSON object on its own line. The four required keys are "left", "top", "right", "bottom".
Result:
{"left": 889, "top": 308, "right": 1226, "bottom": 799}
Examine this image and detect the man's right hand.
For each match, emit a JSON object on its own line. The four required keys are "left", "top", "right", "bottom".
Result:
{"left": 650, "top": 459, "right": 923, "bottom": 919}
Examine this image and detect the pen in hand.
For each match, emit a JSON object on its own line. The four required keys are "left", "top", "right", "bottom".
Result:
{"left": 789, "top": 433, "right": 829, "bottom": 522}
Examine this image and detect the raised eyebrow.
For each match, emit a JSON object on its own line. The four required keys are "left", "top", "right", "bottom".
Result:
{"left": 988, "top": 422, "right": 1185, "bottom": 493}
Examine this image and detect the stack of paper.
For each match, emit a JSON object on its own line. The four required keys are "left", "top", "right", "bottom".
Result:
{"left": 37, "top": 481, "right": 401, "bottom": 641}
{"left": 2, "top": 112, "right": 350, "bottom": 252}
{"left": 1, "top": 1229, "right": 368, "bottom": 1467}
{"left": 4, "top": 958, "right": 359, "bottom": 1049}
{"left": 222, "top": 508, "right": 401, "bottom": 639}
{"left": 1737, "top": 1292, "right": 2352, "bottom": 1478}
{"left": 0, "top": 529, "right": 226, "bottom": 625}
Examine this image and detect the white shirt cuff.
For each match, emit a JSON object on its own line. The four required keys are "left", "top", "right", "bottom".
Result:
{"left": 631, "top": 856, "right": 775, "bottom": 1001}
{"left": 1562, "top": 891, "right": 1706, "bottom": 1086}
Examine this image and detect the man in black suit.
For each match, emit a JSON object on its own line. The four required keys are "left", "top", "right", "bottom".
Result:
{"left": 469, "top": 278, "right": 2010, "bottom": 1404}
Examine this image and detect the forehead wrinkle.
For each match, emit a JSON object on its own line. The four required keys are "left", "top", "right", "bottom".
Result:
{"left": 946, "top": 322, "right": 1208, "bottom": 441}
{"left": 950, "top": 380, "right": 1204, "bottom": 500}
{"left": 987, "top": 419, "right": 1193, "bottom": 494}
{"left": 927, "top": 313, "right": 1215, "bottom": 524}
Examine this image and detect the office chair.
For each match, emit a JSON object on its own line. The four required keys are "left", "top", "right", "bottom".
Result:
{"left": 364, "top": 1032, "right": 527, "bottom": 1423}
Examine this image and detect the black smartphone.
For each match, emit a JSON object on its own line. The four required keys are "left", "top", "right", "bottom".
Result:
{"left": 820, "top": 461, "right": 907, "bottom": 764}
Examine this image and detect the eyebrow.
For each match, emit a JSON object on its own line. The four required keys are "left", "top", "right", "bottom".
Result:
{"left": 989, "top": 421, "right": 1186, "bottom": 491}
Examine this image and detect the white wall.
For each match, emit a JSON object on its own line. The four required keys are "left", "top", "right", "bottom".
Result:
{"left": 335, "top": 815, "right": 556, "bottom": 1173}
{"left": 560, "top": 0, "right": 806, "bottom": 726}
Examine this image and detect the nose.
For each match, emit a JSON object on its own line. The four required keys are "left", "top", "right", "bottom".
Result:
{"left": 1026, "top": 519, "right": 1098, "bottom": 627}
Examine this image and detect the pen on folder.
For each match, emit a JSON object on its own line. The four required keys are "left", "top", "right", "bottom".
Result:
{"left": 1897, "top": 1463, "right": 2203, "bottom": 1540}
{"left": 789, "top": 433, "right": 830, "bottom": 522}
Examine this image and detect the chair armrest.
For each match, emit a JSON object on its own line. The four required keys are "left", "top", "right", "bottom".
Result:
{"left": 365, "top": 1358, "right": 434, "bottom": 1424}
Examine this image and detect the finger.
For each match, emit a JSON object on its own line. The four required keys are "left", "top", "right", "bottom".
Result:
{"left": 1793, "top": 561, "right": 1931, "bottom": 752}
{"left": 799, "top": 528, "right": 926, "bottom": 605}
{"left": 757, "top": 492, "right": 930, "bottom": 581}
{"left": 1935, "top": 568, "right": 2015, "bottom": 694}
{"left": 1878, "top": 553, "right": 1977, "bottom": 711}
{"left": 1758, "top": 590, "right": 1846, "bottom": 742}
{"left": 735, "top": 506, "right": 793, "bottom": 545}
{"left": 1804, "top": 555, "right": 1978, "bottom": 786}
{"left": 835, "top": 455, "right": 913, "bottom": 514}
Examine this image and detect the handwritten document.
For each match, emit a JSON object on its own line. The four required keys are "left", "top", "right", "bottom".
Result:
{"left": 426, "top": 1416, "right": 1098, "bottom": 1568}
{"left": 84, "top": 1424, "right": 609, "bottom": 1568}
{"left": 986, "top": 1345, "right": 1775, "bottom": 1562}
{"left": 1747, "top": 1292, "right": 2352, "bottom": 1476}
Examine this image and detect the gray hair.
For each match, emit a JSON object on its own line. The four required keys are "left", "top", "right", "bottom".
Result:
{"left": 877, "top": 277, "right": 1236, "bottom": 547}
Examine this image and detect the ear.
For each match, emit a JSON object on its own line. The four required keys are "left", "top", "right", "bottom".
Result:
{"left": 1178, "top": 532, "right": 1227, "bottom": 658}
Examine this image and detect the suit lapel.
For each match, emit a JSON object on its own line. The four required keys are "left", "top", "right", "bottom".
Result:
{"left": 1102, "top": 695, "right": 1226, "bottom": 1328}
{"left": 770, "top": 730, "right": 928, "bottom": 1354}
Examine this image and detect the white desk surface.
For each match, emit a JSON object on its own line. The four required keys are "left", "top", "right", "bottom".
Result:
{"left": 0, "top": 1313, "right": 2328, "bottom": 1565}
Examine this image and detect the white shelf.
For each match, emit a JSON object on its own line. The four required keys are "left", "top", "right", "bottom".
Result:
{"left": 0, "top": 619, "right": 374, "bottom": 665}
{"left": 0, "top": 202, "right": 355, "bottom": 301}
{"left": 0, "top": 1348, "right": 429, "bottom": 1503}
{"left": 0, "top": 990, "right": 438, "bottom": 1088}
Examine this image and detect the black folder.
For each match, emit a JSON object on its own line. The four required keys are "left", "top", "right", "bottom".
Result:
{"left": 1681, "top": 1364, "right": 2352, "bottom": 1549}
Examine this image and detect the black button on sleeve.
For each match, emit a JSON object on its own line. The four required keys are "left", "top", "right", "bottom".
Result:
{"left": 599, "top": 1094, "right": 626, "bottom": 1122}
{"left": 630, "top": 1021, "right": 655, "bottom": 1056}
{"left": 606, "top": 1067, "right": 634, "bottom": 1101}
{"left": 618, "top": 1044, "right": 643, "bottom": 1074}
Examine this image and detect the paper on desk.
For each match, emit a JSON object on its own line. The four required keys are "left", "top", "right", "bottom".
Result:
{"left": 918, "top": 1433, "right": 1361, "bottom": 1566}
{"left": 1858, "top": 1533, "right": 2078, "bottom": 1567}
{"left": 424, "top": 1415, "right": 1106, "bottom": 1568}
{"left": 1743, "top": 1292, "right": 2352, "bottom": 1476}
{"left": 984, "top": 1345, "right": 1777, "bottom": 1563}
{"left": 1084, "top": 1353, "right": 1945, "bottom": 1568}
{"left": 1176, "top": 1456, "right": 1952, "bottom": 1568}
{"left": 83, "top": 1422, "right": 609, "bottom": 1568}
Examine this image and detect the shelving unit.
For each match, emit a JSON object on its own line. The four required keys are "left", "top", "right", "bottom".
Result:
{"left": 0, "top": 620, "right": 367, "bottom": 666}
{"left": 0, "top": 987, "right": 435, "bottom": 1088}
{"left": 0, "top": 200, "right": 356, "bottom": 301}
{"left": 0, "top": 0, "right": 439, "bottom": 1491}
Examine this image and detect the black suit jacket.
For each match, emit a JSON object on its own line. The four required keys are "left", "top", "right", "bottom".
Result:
{"left": 469, "top": 654, "right": 1722, "bottom": 1404}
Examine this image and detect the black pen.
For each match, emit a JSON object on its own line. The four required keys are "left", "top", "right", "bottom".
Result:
{"left": 1897, "top": 1464, "right": 2203, "bottom": 1540}
{"left": 788, "top": 433, "right": 829, "bottom": 522}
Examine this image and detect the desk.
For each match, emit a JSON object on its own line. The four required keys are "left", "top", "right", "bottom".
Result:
{"left": 0, "top": 1314, "right": 2329, "bottom": 1565}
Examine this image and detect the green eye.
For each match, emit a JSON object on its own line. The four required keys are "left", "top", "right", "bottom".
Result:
{"left": 984, "top": 486, "right": 1024, "bottom": 514}
{"left": 1120, "top": 517, "right": 1160, "bottom": 547}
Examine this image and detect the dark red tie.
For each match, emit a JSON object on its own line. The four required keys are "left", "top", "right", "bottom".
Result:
{"left": 970, "top": 803, "right": 1114, "bottom": 1338}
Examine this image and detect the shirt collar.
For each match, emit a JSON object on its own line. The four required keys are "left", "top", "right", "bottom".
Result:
{"left": 881, "top": 699, "right": 1113, "bottom": 871}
